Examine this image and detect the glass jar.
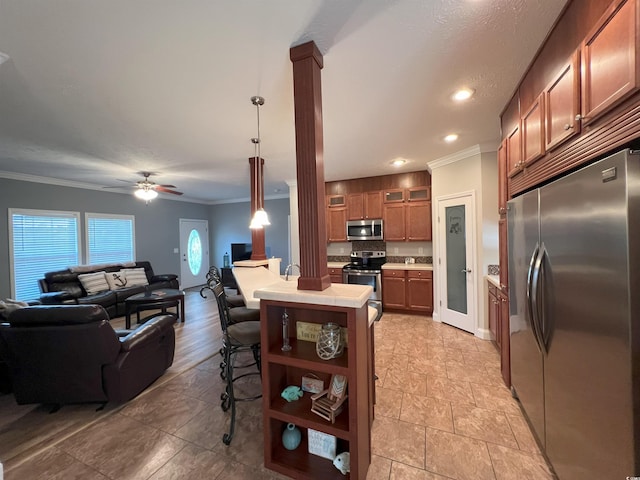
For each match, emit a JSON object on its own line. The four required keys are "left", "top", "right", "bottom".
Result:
{"left": 316, "top": 322, "right": 343, "bottom": 360}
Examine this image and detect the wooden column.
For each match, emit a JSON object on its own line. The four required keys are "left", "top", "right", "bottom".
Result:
{"left": 249, "top": 156, "right": 267, "bottom": 261}
{"left": 290, "top": 41, "right": 330, "bottom": 291}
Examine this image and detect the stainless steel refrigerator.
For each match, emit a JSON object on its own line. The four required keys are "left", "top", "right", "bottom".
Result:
{"left": 507, "top": 148, "right": 640, "bottom": 479}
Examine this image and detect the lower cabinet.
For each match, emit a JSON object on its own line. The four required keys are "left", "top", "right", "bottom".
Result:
{"left": 487, "top": 282, "right": 510, "bottom": 387}
{"left": 260, "top": 299, "right": 372, "bottom": 479}
{"left": 328, "top": 267, "right": 343, "bottom": 284}
{"left": 383, "top": 269, "right": 433, "bottom": 314}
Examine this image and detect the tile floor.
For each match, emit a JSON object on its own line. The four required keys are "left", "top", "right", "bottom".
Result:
{"left": 5, "top": 313, "right": 555, "bottom": 479}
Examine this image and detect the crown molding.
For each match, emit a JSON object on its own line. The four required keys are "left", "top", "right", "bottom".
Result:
{"left": 426, "top": 142, "right": 498, "bottom": 172}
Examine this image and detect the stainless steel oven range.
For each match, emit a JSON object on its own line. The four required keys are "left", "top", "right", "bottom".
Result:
{"left": 342, "top": 250, "right": 386, "bottom": 319}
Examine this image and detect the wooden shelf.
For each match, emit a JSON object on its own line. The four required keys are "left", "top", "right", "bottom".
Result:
{"left": 267, "top": 394, "right": 350, "bottom": 437}
{"left": 266, "top": 339, "right": 349, "bottom": 375}
{"left": 267, "top": 432, "right": 350, "bottom": 480}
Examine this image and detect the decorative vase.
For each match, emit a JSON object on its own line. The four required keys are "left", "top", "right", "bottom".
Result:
{"left": 316, "top": 322, "right": 343, "bottom": 360}
{"left": 282, "top": 423, "right": 302, "bottom": 450}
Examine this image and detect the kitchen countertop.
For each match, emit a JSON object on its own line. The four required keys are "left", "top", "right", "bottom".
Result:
{"left": 382, "top": 263, "right": 433, "bottom": 271}
{"left": 234, "top": 265, "right": 372, "bottom": 309}
{"left": 486, "top": 275, "right": 500, "bottom": 288}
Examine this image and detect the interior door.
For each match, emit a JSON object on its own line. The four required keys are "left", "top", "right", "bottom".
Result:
{"left": 179, "top": 219, "right": 209, "bottom": 289}
{"left": 437, "top": 193, "right": 476, "bottom": 333}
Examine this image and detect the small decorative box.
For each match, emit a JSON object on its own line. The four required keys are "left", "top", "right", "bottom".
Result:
{"left": 307, "top": 428, "right": 336, "bottom": 460}
{"left": 301, "top": 375, "right": 324, "bottom": 394}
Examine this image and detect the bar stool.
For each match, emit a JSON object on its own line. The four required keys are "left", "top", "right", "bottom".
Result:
{"left": 210, "top": 281, "right": 261, "bottom": 445}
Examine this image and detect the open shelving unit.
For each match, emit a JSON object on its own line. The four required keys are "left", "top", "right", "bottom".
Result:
{"left": 259, "top": 299, "right": 372, "bottom": 480}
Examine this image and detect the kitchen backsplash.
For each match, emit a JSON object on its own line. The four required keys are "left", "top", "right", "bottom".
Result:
{"left": 488, "top": 264, "right": 500, "bottom": 275}
{"left": 327, "top": 240, "right": 433, "bottom": 264}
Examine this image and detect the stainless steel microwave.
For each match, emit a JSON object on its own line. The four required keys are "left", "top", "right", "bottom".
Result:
{"left": 346, "top": 219, "right": 383, "bottom": 241}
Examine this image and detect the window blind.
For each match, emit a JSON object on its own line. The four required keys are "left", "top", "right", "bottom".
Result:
{"left": 86, "top": 214, "right": 134, "bottom": 265}
{"left": 10, "top": 211, "right": 80, "bottom": 300}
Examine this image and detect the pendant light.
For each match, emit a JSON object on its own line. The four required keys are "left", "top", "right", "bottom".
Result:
{"left": 249, "top": 95, "right": 270, "bottom": 229}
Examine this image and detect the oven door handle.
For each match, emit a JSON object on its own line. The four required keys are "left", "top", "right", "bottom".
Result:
{"left": 343, "top": 270, "right": 380, "bottom": 276}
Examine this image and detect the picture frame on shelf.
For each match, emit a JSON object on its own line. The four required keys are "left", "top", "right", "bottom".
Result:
{"left": 307, "top": 428, "right": 337, "bottom": 460}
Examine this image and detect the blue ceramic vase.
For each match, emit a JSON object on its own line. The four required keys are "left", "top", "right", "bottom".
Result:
{"left": 282, "top": 423, "right": 302, "bottom": 450}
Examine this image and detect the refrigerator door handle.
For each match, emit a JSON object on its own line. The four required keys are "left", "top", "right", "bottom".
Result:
{"left": 531, "top": 244, "right": 547, "bottom": 355}
{"left": 526, "top": 243, "right": 543, "bottom": 353}
{"left": 538, "top": 245, "right": 551, "bottom": 350}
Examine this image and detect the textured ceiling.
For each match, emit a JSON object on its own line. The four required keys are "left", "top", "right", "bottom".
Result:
{"left": 0, "top": 0, "right": 568, "bottom": 203}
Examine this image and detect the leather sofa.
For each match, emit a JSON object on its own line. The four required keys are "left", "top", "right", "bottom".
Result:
{"left": 38, "top": 261, "right": 178, "bottom": 318}
{"left": 0, "top": 304, "right": 176, "bottom": 405}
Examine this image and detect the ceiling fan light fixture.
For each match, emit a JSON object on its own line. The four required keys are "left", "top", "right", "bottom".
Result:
{"left": 134, "top": 188, "right": 158, "bottom": 201}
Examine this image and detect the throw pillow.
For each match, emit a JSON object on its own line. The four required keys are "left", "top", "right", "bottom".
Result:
{"left": 78, "top": 271, "right": 109, "bottom": 295}
{"left": 0, "top": 299, "right": 29, "bottom": 320}
{"left": 105, "top": 271, "right": 129, "bottom": 290}
{"left": 122, "top": 268, "right": 149, "bottom": 287}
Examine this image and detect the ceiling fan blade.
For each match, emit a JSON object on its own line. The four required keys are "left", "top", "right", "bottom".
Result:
{"left": 155, "top": 186, "right": 183, "bottom": 195}
{"left": 157, "top": 184, "right": 177, "bottom": 188}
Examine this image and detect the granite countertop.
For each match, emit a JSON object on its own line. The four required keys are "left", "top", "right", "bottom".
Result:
{"left": 381, "top": 263, "right": 433, "bottom": 271}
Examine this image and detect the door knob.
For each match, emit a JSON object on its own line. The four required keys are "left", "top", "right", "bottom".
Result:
{"left": 461, "top": 268, "right": 472, "bottom": 273}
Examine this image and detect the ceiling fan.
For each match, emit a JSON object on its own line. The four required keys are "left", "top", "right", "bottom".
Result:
{"left": 106, "top": 172, "right": 183, "bottom": 201}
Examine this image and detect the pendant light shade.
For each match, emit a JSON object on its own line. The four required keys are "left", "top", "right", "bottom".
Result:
{"left": 250, "top": 208, "right": 270, "bottom": 229}
{"left": 249, "top": 95, "right": 270, "bottom": 229}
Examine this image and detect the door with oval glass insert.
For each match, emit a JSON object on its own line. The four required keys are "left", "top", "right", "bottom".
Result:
{"left": 179, "top": 218, "right": 209, "bottom": 289}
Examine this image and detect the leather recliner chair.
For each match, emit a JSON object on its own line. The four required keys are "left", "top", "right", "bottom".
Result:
{"left": 0, "top": 304, "right": 176, "bottom": 406}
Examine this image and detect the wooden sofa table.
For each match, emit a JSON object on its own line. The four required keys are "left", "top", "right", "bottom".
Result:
{"left": 125, "top": 289, "right": 185, "bottom": 329}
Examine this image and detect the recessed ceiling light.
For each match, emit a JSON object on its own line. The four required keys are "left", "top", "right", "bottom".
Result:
{"left": 452, "top": 88, "right": 475, "bottom": 102}
{"left": 390, "top": 158, "right": 408, "bottom": 167}
{"left": 444, "top": 134, "right": 459, "bottom": 143}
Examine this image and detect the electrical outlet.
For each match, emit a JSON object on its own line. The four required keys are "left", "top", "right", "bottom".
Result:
{"left": 418, "top": 247, "right": 424, "bottom": 254}
{"left": 394, "top": 247, "right": 399, "bottom": 254}
{"left": 173, "top": 248, "right": 179, "bottom": 253}
{"left": 339, "top": 248, "right": 345, "bottom": 254}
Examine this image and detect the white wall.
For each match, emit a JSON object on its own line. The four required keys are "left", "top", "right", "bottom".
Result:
{"left": 430, "top": 148, "right": 498, "bottom": 336}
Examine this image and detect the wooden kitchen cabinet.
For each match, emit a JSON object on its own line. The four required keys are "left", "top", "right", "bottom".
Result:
{"left": 407, "top": 270, "right": 433, "bottom": 314}
{"left": 487, "top": 282, "right": 511, "bottom": 387}
{"left": 506, "top": 124, "right": 522, "bottom": 178}
{"left": 259, "top": 299, "right": 372, "bottom": 479}
{"left": 545, "top": 50, "right": 581, "bottom": 151}
{"left": 328, "top": 267, "right": 343, "bottom": 284}
{"left": 327, "top": 206, "right": 347, "bottom": 242}
{"left": 382, "top": 269, "right": 406, "bottom": 309}
{"left": 488, "top": 284, "right": 500, "bottom": 346}
{"left": 383, "top": 268, "right": 433, "bottom": 314}
{"left": 348, "top": 191, "right": 383, "bottom": 220}
{"left": 581, "top": 0, "right": 639, "bottom": 126}
{"left": 407, "top": 186, "right": 430, "bottom": 202}
{"left": 522, "top": 93, "right": 545, "bottom": 167}
{"left": 383, "top": 188, "right": 431, "bottom": 242}
{"left": 327, "top": 194, "right": 346, "bottom": 208}
{"left": 383, "top": 203, "right": 406, "bottom": 241}
{"left": 406, "top": 201, "right": 432, "bottom": 241}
